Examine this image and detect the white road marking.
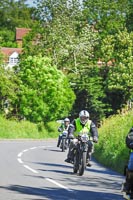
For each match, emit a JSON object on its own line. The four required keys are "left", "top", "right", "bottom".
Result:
{"left": 46, "top": 178, "right": 73, "bottom": 192}
{"left": 30, "top": 147, "right": 37, "bottom": 150}
{"left": 17, "top": 158, "right": 23, "bottom": 164}
{"left": 17, "top": 145, "right": 73, "bottom": 191}
{"left": 23, "top": 164, "right": 38, "bottom": 173}
{"left": 23, "top": 149, "right": 28, "bottom": 152}
{"left": 18, "top": 152, "right": 23, "bottom": 157}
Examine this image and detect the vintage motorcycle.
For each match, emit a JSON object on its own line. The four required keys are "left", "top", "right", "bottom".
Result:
{"left": 122, "top": 130, "right": 133, "bottom": 200}
{"left": 122, "top": 150, "right": 133, "bottom": 200}
{"left": 59, "top": 130, "right": 68, "bottom": 152}
{"left": 73, "top": 132, "right": 90, "bottom": 176}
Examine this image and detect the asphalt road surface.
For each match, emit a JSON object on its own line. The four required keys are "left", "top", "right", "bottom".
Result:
{"left": 0, "top": 140, "right": 125, "bottom": 200}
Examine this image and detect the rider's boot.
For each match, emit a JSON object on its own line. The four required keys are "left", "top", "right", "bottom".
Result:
{"left": 57, "top": 141, "right": 60, "bottom": 147}
{"left": 57, "top": 136, "right": 61, "bottom": 147}
{"left": 86, "top": 159, "right": 92, "bottom": 167}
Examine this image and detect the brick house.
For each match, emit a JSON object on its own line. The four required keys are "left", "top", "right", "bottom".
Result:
{"left": 1, "top": 47, "right": 22, "bottom": 69}
{"left": 0, "top": 28, "right": 31, "bottom": 69}
{"left": 16, "top": 27, "right": 31, "bottom": 47}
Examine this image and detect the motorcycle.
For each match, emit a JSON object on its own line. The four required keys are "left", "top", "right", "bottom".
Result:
{"left": 60, "top": 130, "right": 68, "bottom": 152}
{"left": 122, "top": 150, "right": 133, "bottom": 200}
{"left": 73, "top": 132, "right": 89, "bottom": 176}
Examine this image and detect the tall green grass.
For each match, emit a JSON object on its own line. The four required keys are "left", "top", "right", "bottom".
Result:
{"left": 0, "top": 115, "right": 59, "bottom": 139}
{"left": 94, "top": 110, "right": 133, "bottom": 174}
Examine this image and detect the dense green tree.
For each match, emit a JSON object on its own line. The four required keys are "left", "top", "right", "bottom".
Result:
{"left": 30, "top": 0, "right": 93, "bottom": 68}
{"left": 72, "top": 67, "right": 106, "bottom": 124}
{"left": 22, "top": 0, "right": 133, "bottom": 121}
{"left": 83, "top": 0, "right": 130, "bottom": 35}
{"left": 0, "top": 0, "right": 35, "bottom": 30}
{"left": 26, "top": 0, "right": 106, "bottom": 121}
{"left": 0, "top": 29, "right": 17, "bottom": 47}
{"left": 0, "top": 65, "right": 18, "bottom": 115}
{"left": 126, "top": 0, "right": 133, "bottom": 32}
{"left": 99, "top": 29, "right": 133, "bottom": 113}
{"left": 0, "top": 0, "right": 38, "bottom": 47}
{"left": 15, "top": 55, "right": 75, "bottom": 122}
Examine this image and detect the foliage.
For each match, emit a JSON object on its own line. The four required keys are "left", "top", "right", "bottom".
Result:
{"left": 0, "top": 29, "right": 17, "bottom": 47}
{"left": 126, "top": 0, "right": 133, "bottom": 32}
{"left": 94, "top": 110, "right": 133, "bottom": 174}
{"left": 31, "top": 0, "right": 99, "bottom": 70}
{"left": 21, "top": 0, "right": 133, "bottom": 122}
{"left": 0, "top": 0, "right": 132, "bottom": 123}
{"left": 0, "top": 0, "right": 36, "bottom": 30}
{"left": 100, "top": 29, "right": 133, "bottom": 113}
{"left": 0, "top": 0, "right": 38, "bottom": 47}
{"left": 0, "top": 65, "right": 18, "bottom": 115}
{"left": 71, "top": 66, "right": 106, "bottom": 124}
{"left": 25, "top": 0, "right": 105, "bottom": 120}
{"left": 83, "top": 0, "right": 130, "bottom": 36}
{"left": 15, "top": 55, "right": 75, "bottom": 122}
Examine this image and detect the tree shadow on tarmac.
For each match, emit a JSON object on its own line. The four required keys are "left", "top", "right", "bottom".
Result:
{"left": 0, "top": 184, "right": 123, "bottom": 200}
{"left": 30, "top": 162, "right": 124, "bottom": 197}
{"left": 32, "top": 161, "right": 123, "bottom": 178}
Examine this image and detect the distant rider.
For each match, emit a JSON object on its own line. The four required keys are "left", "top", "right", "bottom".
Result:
{"left": 65, "top": 110, "right": 98, "bottom": 167}
{"left": 57, "top": 118, "right": 70, "bottom": 147}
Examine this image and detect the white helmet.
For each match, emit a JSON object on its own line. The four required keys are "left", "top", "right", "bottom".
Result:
{"left": 64, "top": 118, "right": 70, "bottom": 122}
{"left": 79, "top": 110, "right": 89, "bottom": 125}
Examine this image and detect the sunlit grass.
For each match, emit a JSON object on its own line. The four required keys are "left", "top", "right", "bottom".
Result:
{"left": 94, "top": 110, "right": 133, "bottom": 174}
{"left": 0, "top": 115, "right": 59, "bottom": 139}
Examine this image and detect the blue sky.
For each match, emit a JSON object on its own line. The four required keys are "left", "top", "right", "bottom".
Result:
{"left": 26, "top": 0, "right": 35, "bottom": 7}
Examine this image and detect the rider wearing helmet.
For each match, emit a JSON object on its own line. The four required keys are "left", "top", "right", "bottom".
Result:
{"left": 57, "top": 118, "right": 70, "bottom": 147}
{"left": 65, "top": 110, "right": 98, "bottom": 166}
{"left": 122, "top": 127, "right": 133, "bottom": 194}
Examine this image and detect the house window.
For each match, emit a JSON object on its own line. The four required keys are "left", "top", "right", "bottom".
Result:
{"left": 9, "top": 57, "right": 18, "bottom": 64}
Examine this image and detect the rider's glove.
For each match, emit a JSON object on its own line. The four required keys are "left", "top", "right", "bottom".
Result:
{"left": 58, "top": 127, "right": 62, "bottom": 132}
{"left": 93, "top": 136, "right": 98, "bottom": 143}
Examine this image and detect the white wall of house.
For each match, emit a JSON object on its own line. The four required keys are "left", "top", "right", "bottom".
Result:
{"left": 6, "top": 52, "right": 19, "bottom": 69}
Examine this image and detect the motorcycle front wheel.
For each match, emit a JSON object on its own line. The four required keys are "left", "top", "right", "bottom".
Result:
{"left": 79, "top": 151, "right": 86, "bottom": 176}
{"left": 61, "top": 138, "right": 66, "bottom": 152}
{"left": 73, "top": 151, "right": 79, "bottom": 174}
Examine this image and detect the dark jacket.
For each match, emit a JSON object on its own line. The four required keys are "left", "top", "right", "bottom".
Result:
{"left": 126, "top": 127, "right": 133, "bottom": 149}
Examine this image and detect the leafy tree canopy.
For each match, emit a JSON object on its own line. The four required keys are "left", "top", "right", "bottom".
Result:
{"left": 0, "top": 65, "right": 18, "bottom": 114}
{"left": 16, "top": 55, "right": 75, "bottom": 122}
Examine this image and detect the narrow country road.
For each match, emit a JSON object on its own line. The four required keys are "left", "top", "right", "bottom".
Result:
{"left": 0, "top": 140, "right": 124, "bottom": 200}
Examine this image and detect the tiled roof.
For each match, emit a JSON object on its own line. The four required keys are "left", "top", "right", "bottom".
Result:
{"left": 1, "top": 47, "right": 22, "bottom": 56}
{"left": 16, "top": 28, "right": 31, "bottom": 40}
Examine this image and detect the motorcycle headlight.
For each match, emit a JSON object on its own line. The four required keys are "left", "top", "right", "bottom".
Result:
{"left": 81, "top": 134, "right": 88, "bottom": 142}
{"left": 62, "top": 131, "right": 67, "bottom": 136}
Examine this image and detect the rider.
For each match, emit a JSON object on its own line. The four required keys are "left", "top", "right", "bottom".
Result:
{"left": 57, "top": 118, "right": 70, "bottom": 147}
{"left": 65, "top": 110, "right": 98, "bottom": 166}
{"left": 122, "top": 127, "right": 133, "bottom": 193}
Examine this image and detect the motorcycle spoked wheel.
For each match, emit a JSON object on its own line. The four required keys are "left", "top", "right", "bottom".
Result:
{"left": 73, "top": 151, "right": 79, "bottom": 174}
{"left": 61, "top": 138, "right": 66, "bottom": 152}
{"left": 78, "top": 151, "right": 87, "bottom": 176}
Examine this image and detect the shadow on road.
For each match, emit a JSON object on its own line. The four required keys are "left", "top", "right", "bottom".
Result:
{"left": 0, "top": 184, "right": 123, "bottom": 200}
{"left": 31, "top": 161, "right": 123, "bottom": 178}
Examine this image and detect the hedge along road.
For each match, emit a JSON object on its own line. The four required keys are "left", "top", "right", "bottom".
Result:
{"left": 0, "top": 139, "right": 124, "bottom": 200}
